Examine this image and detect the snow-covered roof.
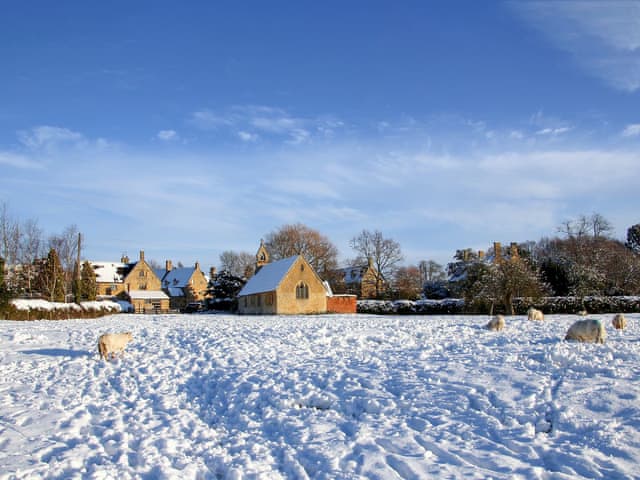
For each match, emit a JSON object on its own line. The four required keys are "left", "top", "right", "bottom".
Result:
{"left": 127, "top": 290, "right": 169, "bottom": 300}
{"left": 239, "top": 256, "right": 299, "bottom": 296}
{"left": 91, "top": 262, "right": 128, "bottom": 283}
{"left": 338, "top": 266, "right": 366, "bottom": 284}
{"left": 161, "top": 267, "right": 195, "bottom": 288}
{"left": 168, "top": 287, "right": 185, "bottom": 297}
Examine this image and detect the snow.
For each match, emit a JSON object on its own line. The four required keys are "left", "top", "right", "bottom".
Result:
{"left": 90, "top": 262, "right": 127, "bottom": 284}
{"left": 161, "top": 268, "right": 195, "bottom": 288}
{"left": 239, "top": 256, "right": 299, "bottom": 296}
{"left": 126, "top": 290, "right": 169, "bottom": 300}
{"left": 1, "top": 313, "right": 640, "bottom": 479}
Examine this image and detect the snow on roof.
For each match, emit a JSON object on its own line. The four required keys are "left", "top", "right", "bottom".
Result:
{"left": 91, "top": 262, "right": 127, "bottom": 283}
{"left": 239, "top": 256, "right": 299, "bottom": 296}
{"left": 339, "top": 266, "right": 365, "bottom": 284}
{"left": 127, "top": 290, "right": 169, "bottom": 300}
{"left": 161, "top": 267, "right": 195, "bottom": 288}
{"left": 168, "top": 287, "right": 185, "bottom": 297}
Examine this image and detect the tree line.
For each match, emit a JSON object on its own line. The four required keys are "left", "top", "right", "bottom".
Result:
{"left": 0, "top": 202, "right": 96, "bottom": 304}
{"left": 211, "top": 215, "right": 640, "bottom": 311}
{"left": 2, "top": 200, "right": 639, "bottom": 313}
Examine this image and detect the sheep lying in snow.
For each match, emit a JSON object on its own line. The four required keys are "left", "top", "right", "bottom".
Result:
{"left": 486, "top": 314, "right": 505, "bottom": 331}
{"left": 612, "top": 313, "right": 627, "bottom": 330}
{"left": 98, "top": 332, "right": 133, "bottom": 360}
{"left": 527, "top": 307, "right": 544, "bottom": 321}
{"left": 564, "top": 319, "right": 606, "bottom": 344}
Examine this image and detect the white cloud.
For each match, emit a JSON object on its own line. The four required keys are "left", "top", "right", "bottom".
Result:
{"left": 622, "top": 124, "right": 640, "bottom": 137}
{"left": 0, "top": 151, "right": 43, "bottom": 169}
{"left": 189, "top": 105, "right": 341, "bottom": 145}
{"left": 237, "top": 131, "right": 259, "bottom": 142}
{"left": 18, "top": 126, "right": 85, "bottom": 150}
{"left": 157, "top": 130, "right": 178, "bottom": 141}
{"left": 535, "top": 127, "right": 571, "bottom": 136}
{"left": 512, "top": 1, "right": 640, "bottom": 92}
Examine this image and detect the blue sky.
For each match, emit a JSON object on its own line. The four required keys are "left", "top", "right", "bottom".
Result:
{"left": 1, "top": 1, "right": 639, "bottom": 269}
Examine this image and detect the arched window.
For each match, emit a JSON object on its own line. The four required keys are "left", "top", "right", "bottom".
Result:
{"left": 296, "top": 282, "right": 309, "bottom": 299}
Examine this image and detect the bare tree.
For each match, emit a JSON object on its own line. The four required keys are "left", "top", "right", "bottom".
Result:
{"left": 394, "top": 265, "right": 423, "bottom": 300}
{"left": 264, "top": 223, "right": 339, "bottom": 275}
{"left": 0, "top": 202, "right": 20, "bottom": 265}
{"left": 219, "top": 250, "right": 255, "bottom": 278}
{"left": 418, "top": 260, "right": 446, "bottom": 285}
{"left": 558, "top": 213, "right": 613, "bottom": 239}
{"left": 18, "top": 219, "right": 44, "bottom": 297}
{"left": 48, "top": 225, "right": 80, "bottom": 299}
{"left": 350, "top": 229, "right": 403, "bottom": 298}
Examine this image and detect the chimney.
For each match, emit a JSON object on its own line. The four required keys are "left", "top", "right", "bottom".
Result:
{"left": 121, "top": 254, "right": 130, "bottom": 264}
{"left": 140, "top": 250, "right": 145, "bottom": 262}
{"left": 166, "top": 260, "right": 172, "bottom": 272}
{"left": 493, "top": 242, "right": 502, "bottom": 263}
{"left": 478, "top": 250, "right": 485, "bottom": 260}
{"left": 210, "top": 267, "right": 217, "bottom": 278}
{"left": 195, "top": 261, "right": 200, "bottom": 271}
{"left": 510, "top": 242, "right": 519, "bottom": 258}
{"left": 367, "top": 257, "right": 374, "bottom": 269}
{"left": 462, "top": 249, "right": 469, "bottom": 262}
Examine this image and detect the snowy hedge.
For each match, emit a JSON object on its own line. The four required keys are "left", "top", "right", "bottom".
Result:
{"left": 358, "top": 299, "right": 465, "bottom": 315}
{"left": 3, "top": 299, "right": 124, "bottom": 320}
{"left": 358, "top": 296, "right": 640, "bottom": 315}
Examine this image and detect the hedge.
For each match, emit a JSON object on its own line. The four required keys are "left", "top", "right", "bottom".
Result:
{"left": 1, "top": 299, "right": 125, "bottom": 321}
{"left": 357, "top": 296, "right": 640, "bottom": 315}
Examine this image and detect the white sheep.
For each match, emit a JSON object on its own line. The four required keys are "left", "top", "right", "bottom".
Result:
{"left": 612, "top": 313, "right": 627, "bottom": 330}
{"left": 564, "top": 319, "right": 606, "bottom": 344}
{"left": 527, "top": 307, "right": 544, "bottom": 321}
{"left": 98, "top": 332, "right": 133, "bottom": 360}
{"left": 577, "top": 309, "right": 588, "bottom": 316}
{"left": 486, "top": 314, "right": 505, "bottom": 331}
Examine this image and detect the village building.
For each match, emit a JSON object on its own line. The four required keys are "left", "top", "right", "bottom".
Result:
{"left": 237, "top": 242, "right": 356, "bottom": 315}
{"left": 237, "top": 243, "right": 327, "bottom": 315}
{"left": 154, "top": 260, "right": 209, "bottom": 311}
{"left": 335, "top": 258, "right": 381, "bottom": 299}
{"left": 91, "top": 251, "right": 169, "bottom": 313}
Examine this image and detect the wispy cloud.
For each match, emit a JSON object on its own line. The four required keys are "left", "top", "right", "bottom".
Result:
{"left": 18, "top": 126, "right": 84, "bottom": 150}
{"left": 622, "top": 124, "right": 640, "bottom": 137}
{"left": 511, "top": 1, "right": 640, "bottom": 92}
{"left": 535, "top": 127, "right": 571, "bottom": 136}
{"left": 0, "top": 151, "right": 43, "bottom": 170}
{"left": 3, "top": 119, "right": 640, "bottom": 267}
{"left": 188, "top": 105, "right": 343, "bottom": 145}
{"left": 157, "top": 130, "right": 179, "bottom": 141}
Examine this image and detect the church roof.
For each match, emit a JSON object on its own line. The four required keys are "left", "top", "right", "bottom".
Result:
{"left": 238, "top": 256, "right": 299, "bottom": 296}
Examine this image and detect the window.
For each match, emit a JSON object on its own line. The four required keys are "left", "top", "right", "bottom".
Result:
{"left": 296, "top": 282, "right": 309, "bottom": 299}
{"left": 266, "top": 294, "right": 273, "bottom": 306}
{"left": 139, "top": 270, "right": 145, "bottom": 278}
{"left": 257, "top": 295, "right": 261, "bottom": 306}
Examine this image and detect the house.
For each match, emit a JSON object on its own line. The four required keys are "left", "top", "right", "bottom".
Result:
{"left": 335, "top": 258, "right": 381, "bottom": 299}
{"left": 91, "top": 251, "right": 169, "bottom": 313}
{"left": 238, "top": 243, "right": 329, "bottom": 314}
{"left": 154, "top": 260, "right": 209, "bottom": 311}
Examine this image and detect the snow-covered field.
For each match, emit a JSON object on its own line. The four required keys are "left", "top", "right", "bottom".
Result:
{"left": 1, "top": 313, "right": 639, "bottom": 480}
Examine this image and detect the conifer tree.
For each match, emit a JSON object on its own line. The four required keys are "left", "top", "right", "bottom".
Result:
{"left": 37, "top": 248, "right": 66, "bottom": 302}
{"left": 80, "top": 261, "right": 97, "bottom": 301}
{"left": 0, "top": 256, "right": 10, "bottom": 312}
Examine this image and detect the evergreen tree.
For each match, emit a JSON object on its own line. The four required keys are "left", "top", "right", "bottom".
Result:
{"left": 627, "top": 224, "right": 640, "bottom": 254}
{"left": 37, "top": 248, "right": 65, "bottom": 302}
{"left": 206, "top": 270, "right": 246, "bottom": 311}
{"left": 72, "top": 261, "right": 81, "bottom": 303}
{"left": 0, "top": 257, "right": 10, "bottom": 312}
{"left": 80, "top": 261, "right": 97, "bottom": 301}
